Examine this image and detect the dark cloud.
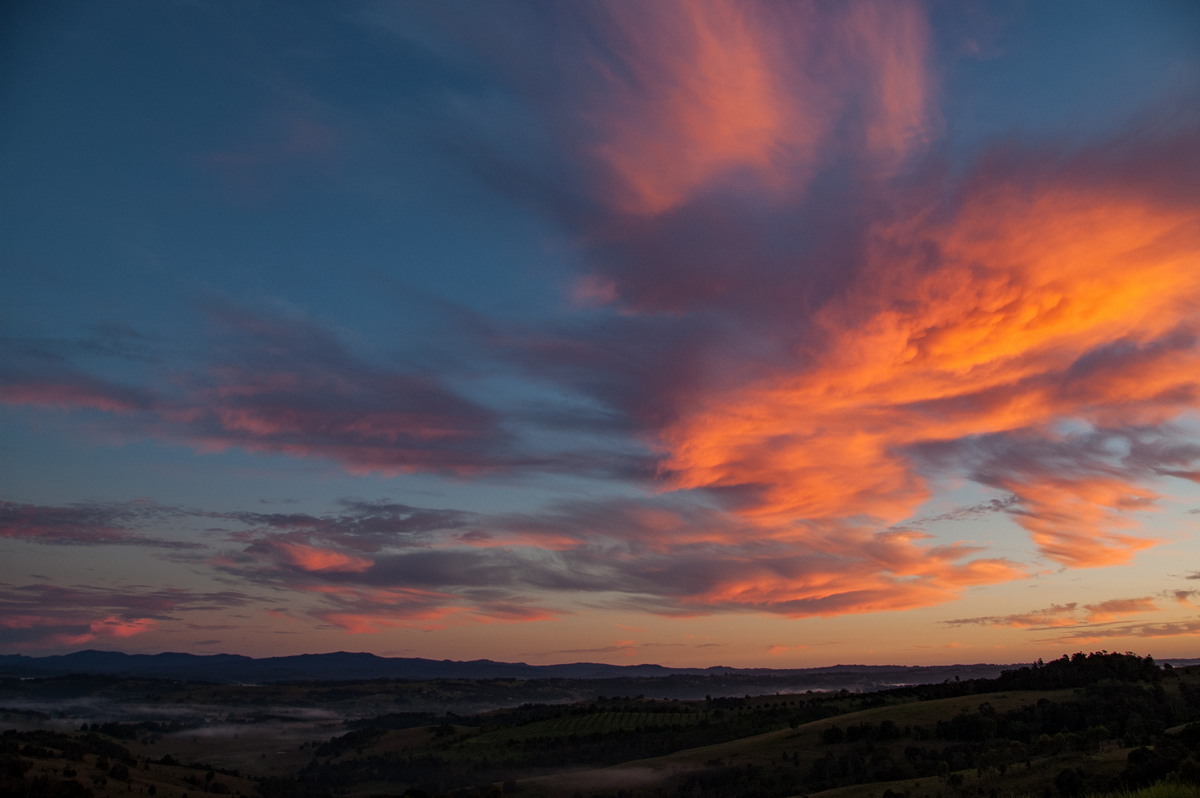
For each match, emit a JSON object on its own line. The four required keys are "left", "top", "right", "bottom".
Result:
{"left": 364, "top": 550, "right": 523, "bottom": 588}
{"left": 174, "top": 303, "right": 516, "bottom": 475}
{"left": 0, "top": 303, "right": 665, "bottom": 480}
{"left": 221, "top": 498, "right": 474, "bottom": 553}
{"left": 0, "top": 500, "right": 202, "bottom": 549}
{"left": 497, "top": 313, "right": 726, "bottom": 434}
{"left": 0, "top": 305, "right": 535, "bottom": 476}
{"left": 0, "top": 583, "right": 253, "bottom": 617}
{"left": 0, "top": 322, "right": 161, "bottom": 365}
{"left": 0, "top": 582, "right": 254, "bottom": 649}
{"left": 902, "top": 497, "right": 1019, "bottom": 528}
{"left": 1, "top": 496, "right": 478, "bottom": 557}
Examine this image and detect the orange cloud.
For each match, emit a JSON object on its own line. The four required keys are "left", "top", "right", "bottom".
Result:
{"left": 684, "top": 546, "right": 1020, "bottom": 617}
{"left": 1084, "top": 597, "right": 1159, "bottom": 623}
{"left": 659, "top": 161, "right": 1200, "bottom": 568}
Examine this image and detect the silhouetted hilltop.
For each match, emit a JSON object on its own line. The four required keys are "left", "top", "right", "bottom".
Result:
{"left": 0, "top": 649, "right": 1018, "bottom": 686}
{"left": 4, "top": 649, "right": 1195, "bottom": 689}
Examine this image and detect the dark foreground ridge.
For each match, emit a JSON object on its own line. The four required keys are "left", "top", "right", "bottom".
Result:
{"left": 0, "top": 649, "right": 1030, "bottom": 685}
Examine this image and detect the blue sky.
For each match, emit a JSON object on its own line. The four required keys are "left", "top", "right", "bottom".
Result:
{"left": 2, "top": 0, "right": 1199, "bottom": 665}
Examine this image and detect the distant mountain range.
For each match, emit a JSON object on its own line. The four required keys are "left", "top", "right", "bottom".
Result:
{"left": 0, "top": 649, "right": 1011, "bottom": 685}
{"left": 3, "top": 650, "right": 1195, "bottom": 687}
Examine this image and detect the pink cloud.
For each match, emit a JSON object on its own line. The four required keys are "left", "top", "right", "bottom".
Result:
{"left": 273, "top": 541, "right": 373, "bottom": 574}
{"left": 576, "top": 0, "right": 932, "bottom": 216}
{"left": 0, "top": 379, "right": 147, "bottom": 413}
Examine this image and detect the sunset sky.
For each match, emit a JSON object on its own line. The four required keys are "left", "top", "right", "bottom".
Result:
{"left": 3, "top": 0, "right": 1200, "bottom": 667}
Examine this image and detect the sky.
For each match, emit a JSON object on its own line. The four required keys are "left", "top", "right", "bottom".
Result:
{"left": 2, "top": 0, "right": 1199, "bottom": 668}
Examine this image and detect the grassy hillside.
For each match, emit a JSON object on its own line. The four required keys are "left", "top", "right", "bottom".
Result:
{"left": 0, "top": 652, "right": 1197, "bottom": 798}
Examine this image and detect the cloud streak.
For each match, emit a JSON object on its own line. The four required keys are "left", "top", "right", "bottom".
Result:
{"left": 0, "top": 305, "right": 526, "bottom": 476}
{"left": 1049, "top": 619, "right": 1200, "bottom": 644}
{"left": 205, "top": 494, "right": 1019, "bottom": 627}
{"left": 944, "top": 596, "right": 1161, "bottom": 630}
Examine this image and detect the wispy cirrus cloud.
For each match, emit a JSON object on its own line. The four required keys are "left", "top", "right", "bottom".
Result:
{"left": 574, "top": 0, "right": 934, "bottom": 217}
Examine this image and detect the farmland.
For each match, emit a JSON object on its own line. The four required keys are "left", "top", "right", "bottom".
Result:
{"left": 1, "top": 653, "right": 1199, "bottom": 797}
